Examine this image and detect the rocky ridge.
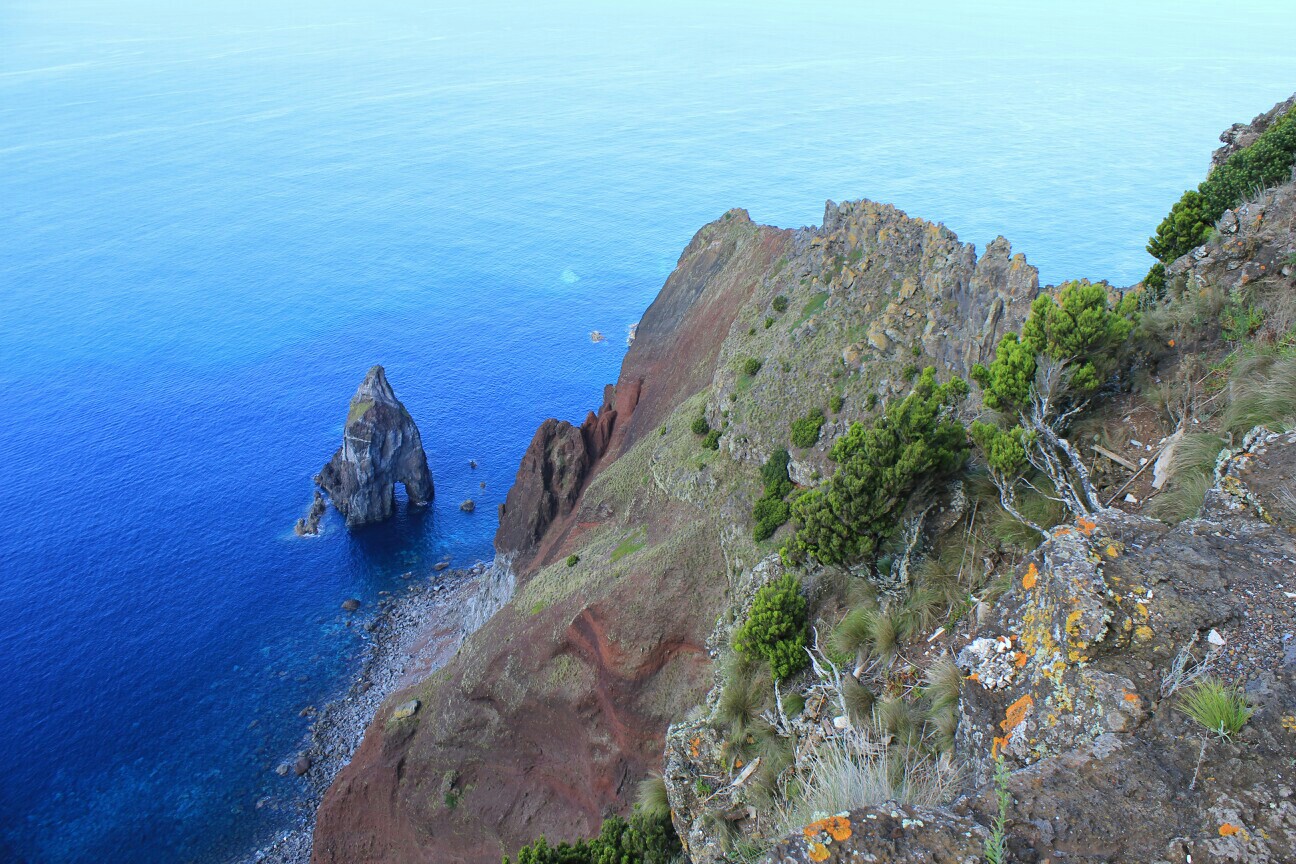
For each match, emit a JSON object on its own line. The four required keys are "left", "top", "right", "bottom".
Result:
{"left": 310, "top": 97, "right": 1296, "bottom": 864}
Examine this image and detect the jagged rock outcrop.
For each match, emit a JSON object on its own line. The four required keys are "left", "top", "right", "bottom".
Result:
{"left": 294, "top": 491, "right": 326, "bottom": 536}
{"left": 1211, "top": 92, "right": 1296, "bottom": 169}
{"left": 315, "top": 365, "right": 434, "bottom": 527}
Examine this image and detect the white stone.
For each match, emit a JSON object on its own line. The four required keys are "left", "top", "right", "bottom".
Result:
{"left": 1207, "top": 629, "right": 1227, "bottom": 646}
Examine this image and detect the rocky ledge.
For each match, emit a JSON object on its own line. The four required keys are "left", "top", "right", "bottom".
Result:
{"left": 315, "top": 366, "right": 434, "bottom": 528}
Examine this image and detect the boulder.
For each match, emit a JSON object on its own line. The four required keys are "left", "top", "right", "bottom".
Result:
{"left": 316, "top": 365, "right": 434, "bottom": 527}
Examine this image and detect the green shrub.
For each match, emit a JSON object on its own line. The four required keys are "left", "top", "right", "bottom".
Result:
{"left": 790, "top": 410, "right": 826, "bottom": 448}
{"left": 772, "top": 294, "right": 789, "bottom": 313}
{"left": 752, "top": 496, "right": 791, "bottom": 541}
{"left": 764, "top": 316, "right": 774, "bottom": 329}
{"left": 503, "top": 810, "right": 682, "bottom": 864}
{"left": 971, "top": 281, "right": 1134, "bottom": 413}
{"left": 565, "top": 554, "right": 579, "bottom": 567}
{"left": 1147, "top": 104, "right": 1296, "bottom": 270}
{"left": 734, "top": 574, "right": 808, "bottom": 681}
{"left": 829, "top": 394, "right": 844, "bottom": 413}
{"left": 741, "top": 357, "right": 763, "bottom": 376}
{"left": 866, "top": 392, "right": 878, "bottom": 410}
{"left": 1220, "top": 301, "right": 1264, "bottom": 341}
{"left": 753, "top": 449, "right": 795, "bottom": 540}
{"left": 690, "top": 414, "right": 710, "bottom": 436}
{"left": 1178, "top": 678, "right": 1254, "bottom": 741}
{"left": 789, "top": 369, "right": 968, "bottom": 568}
{"left": 902, "top": 363, "right": 919, "bottom": 381}
{"left": 702, "top": 429, "right": 721, "bottom": 450}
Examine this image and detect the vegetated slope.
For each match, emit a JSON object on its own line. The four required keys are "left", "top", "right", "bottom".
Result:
{"left": 311, "top": 198, "right": 1042, "bottom": 862}
{"left": 316, "top": 92, "right": 1296, "bottom": 864}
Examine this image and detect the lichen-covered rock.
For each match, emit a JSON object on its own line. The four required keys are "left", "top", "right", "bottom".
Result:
{"left": 765, "top": 805, "right": 987, "bottom": 863}
{"left": 316, "top": 365, "right": 433, "bottom": 527}
{"left": 951, "top": 432, "right": 1296, "bottom": 862}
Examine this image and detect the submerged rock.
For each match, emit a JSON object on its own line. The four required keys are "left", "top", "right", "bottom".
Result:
{"left": 315, "top": 365, "right": 434, "bottom": 527}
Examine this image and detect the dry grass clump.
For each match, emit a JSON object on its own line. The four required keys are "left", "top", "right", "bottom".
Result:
{"left": 775, "top": 729, "right": 958, "bottom": 835}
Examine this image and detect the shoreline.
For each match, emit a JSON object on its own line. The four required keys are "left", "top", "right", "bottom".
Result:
{"left": 242, "top": 560, "right": 499, "bottom": 864}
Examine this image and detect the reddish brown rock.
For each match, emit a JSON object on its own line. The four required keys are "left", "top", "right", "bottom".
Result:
{"left": 312, "top": 211, "right": 787, "bottom": 864}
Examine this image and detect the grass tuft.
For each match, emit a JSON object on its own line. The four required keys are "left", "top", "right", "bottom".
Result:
{"left": 635, "top": 775, "right": 671, "bottom": 821}
{"left": 1178, "top": 678, "right": 1253, "bottom": 741}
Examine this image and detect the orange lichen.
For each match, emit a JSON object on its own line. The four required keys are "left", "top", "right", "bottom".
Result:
{"left": 967, "top": 673, "right": 981, "bottom": 682}
{"left": 1104, "top": 543, "right": 1121, "bottom": 558}
{"left": 1022, "top": 562, "right": 1038, "bottom": 590}
{"left": 825, "top": 816, "right": 851, "bottom": 841}
{"left": 1123, "top": 692, "right": 1139, "bottom": 702}
{"left": 1001, "top": 694, "right": 1034, "bottom": 733}
{"left": 689, "top": 736, "right": 701, "bottom": 758}
{"left": 1077, "top": 517, "right": 1097, "bottom": 536}
{"left": 1054, "top": 526, "right": 1074, "bottom": 537}
{"left": 1014, "top": 651, "right": 1028, "bottom": 668}
{"left": 992, "top": 735, "right": 1007, "bottom": 757}
{"left": 808, "top": 841, "right": 830, "bottom": 862}
{"left": 1168, "top": 338, "right": 1176, "bottom": 347}
{"left": 1219, "top": 823, "right": 1241, "bottom": 837}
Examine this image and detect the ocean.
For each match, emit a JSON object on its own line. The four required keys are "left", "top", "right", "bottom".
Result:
{"left": 1, "top": 1, "right": 1292, "bottom": 860}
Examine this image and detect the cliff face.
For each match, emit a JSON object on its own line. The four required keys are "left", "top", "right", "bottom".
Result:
{"left": 311, "top": 200, "right": 1039, "bottom": 862}
{"left": 315, "top": 365, "right": 434, "bottom": 528}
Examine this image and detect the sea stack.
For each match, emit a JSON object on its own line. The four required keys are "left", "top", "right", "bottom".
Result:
{"left": 315, "top": 365, "right": 434, "bottom": 527}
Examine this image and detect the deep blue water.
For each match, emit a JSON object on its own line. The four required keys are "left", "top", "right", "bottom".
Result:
{"left": 1, "top": 1, "right": 1293, "bottom": 861}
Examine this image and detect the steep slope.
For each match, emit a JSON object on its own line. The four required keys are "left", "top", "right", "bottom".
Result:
{"left": 311, "top": 200, "right": 1041, "bottom": 863}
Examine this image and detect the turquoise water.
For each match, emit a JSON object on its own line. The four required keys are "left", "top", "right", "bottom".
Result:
{"left": 1, "top": 1, "right": 1292, "bottom": 860}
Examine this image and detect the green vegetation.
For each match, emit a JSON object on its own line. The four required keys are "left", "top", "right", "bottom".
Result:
{"left": 740, "top": 357, "right": 763, "bottom": 377}
{"left": 1147, "top": 105, "right": 1296, "bottom": 279}
{"left": 565, "top": 554, "right": 579, "bottom": 567}
{"left": 983, "top": 755, "right": 1011, "bottom": 864}
{"left": 902, "top": 363, "right": 918, "bottom": 382}
{"left": 772, "top": 294, "right": 789, "bottom": 313}
{"left": 734, "top": 574, "right": 808, "bottom": 681}
{"left": 752, "top": 449, "right": 794, "bottom": 541}
{"left": 764, "top": 316, "right": 774, "bottom": 329}
{"left": 789, "top": 410, "right": 825, "bottom": 448}
{"left": 702, "top": 429, "right": 722, "bottom": 450}
{"left": 829, "top": 393, "right": 844, "bottom": 414}
{"left": 635, "top": 776, "right": 671, "bottom": 822}
{"left": 1220, "top": 301, "right": 1264, "bottom": 342}
{"left": 971, "top": 281, "right": 1134, "bottom": 412}
{"left": 1178, "top": 678, "right": 1254, "bottom": 741}
{"left": 795, "top": 291, "right": 829, "bottom": 325}
{"left": 611, "top": 535, "right": 645, "bottom": 563}
{"left": 503, "top": 809, "right": 682, "bottom": 864}
{"left": 347, "top": 399, "right": 374, "bottom": 424}
{"left": 691, "top": 414, "right": 711, "bottom": 436}
{"left": 788, "top": 369, "right": 968, "bottom": 569}
{"left": 445, "top": 791, "right": 460, "bottom": 810}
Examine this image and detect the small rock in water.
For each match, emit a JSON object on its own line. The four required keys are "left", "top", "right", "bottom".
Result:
{"left": 341, "top": 598, "right": 361, "bottom": 612}
{"left": 460, "top": 499, "right": 475, "bottom": 513}
{"left": 275, "top": 763, "right": 291, "bottom": 777}
{"left": 293, "top": 755, "right": 311, "bottom": 776}
{"left": 469, "top": 459, "right": 478, "bottom": 469}
{"left": 434, "top": 561, "right": 450, "bottom": 571}
{"left": 392, "top": 699, "right": 421, "bottom": 720}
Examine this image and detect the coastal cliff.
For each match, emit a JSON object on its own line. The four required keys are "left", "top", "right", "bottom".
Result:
{"left": 315, "top": 365, "right": 434, "bottom": 528}
{"left": 311, "top": 94, "right": 1296, "bottom": 864}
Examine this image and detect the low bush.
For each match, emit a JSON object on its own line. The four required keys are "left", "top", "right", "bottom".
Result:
{"left": 789, "top": 410, "right": 825, "bottom": 448}
{"left": 752, "top": 448, "right": 794, "bottom": 541}
{"left": 789, "top": 369, "right": 968, "bottom": 569}
{"left": 741, "top": 357, "right": 763, "bottom": 376}
{"left": 691, "top": 414, "right": 710, "bottom": 436}
{"left": 772, "top": 294, "right": 789, "bottom": 313}
{"left": 565, "top": 554, "right": 579, "bottom": 567}
{"left": 734, "top": 574, "right": 808, "bottom": 681}
{"left": 503, "top": 809, "right": 681, "bottom": 864}
{"left": 829, "top": 393, "right": 844, "bottom": 413}
{"left": 702, "top": 429, "right": 721, "bottom": 450}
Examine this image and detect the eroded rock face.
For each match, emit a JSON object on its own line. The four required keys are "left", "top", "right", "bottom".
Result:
{"left": 316, "top": 365, "right": 434, "bottom": 527}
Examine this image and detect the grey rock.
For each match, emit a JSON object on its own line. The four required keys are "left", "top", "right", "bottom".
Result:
{"left": 316, "top": 365, "right": 434, "bottom": 527}
{"left": 293, "top": 491, "right": 326, "bottom": 536}
{"left": 340, "top": 598, "right": 361, "bottom": 612}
